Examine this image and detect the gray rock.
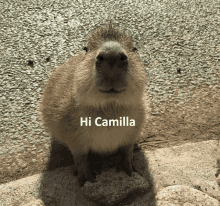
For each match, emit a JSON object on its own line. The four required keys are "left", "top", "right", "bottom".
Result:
{"left": 153, "top": 185, "right": 220, "bottom": 206}
{"left": 81, "top": 168, "right": 149, "bottom": 206}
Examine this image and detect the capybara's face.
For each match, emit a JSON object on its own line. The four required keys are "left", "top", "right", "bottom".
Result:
{"left": 95, "top": 41, "right": 129, "bottom": 93}
{"left": 74, "top": 24, "right": 147, "bottom": 107}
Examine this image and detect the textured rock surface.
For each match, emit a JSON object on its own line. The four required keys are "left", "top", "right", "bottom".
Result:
{"left": 81, "top": 169, "right": 149, "bottom": 206}
{"left": 153, "top": 185, "right": 220, "bottom": 206}
{"left": 142, "top": 140, "right": 220, "bottom": 201}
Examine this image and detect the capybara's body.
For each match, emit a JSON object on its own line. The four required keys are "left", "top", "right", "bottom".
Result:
{"left": 39, "top": 24, "right": 148, "bottom": 186}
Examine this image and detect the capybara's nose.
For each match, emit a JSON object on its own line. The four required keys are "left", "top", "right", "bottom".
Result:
{"left": 95, "top": 41, "right": 128, "bottom": 76}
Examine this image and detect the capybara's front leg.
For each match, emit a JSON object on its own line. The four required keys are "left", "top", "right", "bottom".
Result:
{"left": 73, "top": 153, "right": 97, "bottom": 187}
{"left": 116, "top": 143, "right": 136, "bottom": 176}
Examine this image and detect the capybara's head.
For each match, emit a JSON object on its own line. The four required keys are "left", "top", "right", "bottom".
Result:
{"left": 74, "top": 24, "right": 147, "bottom": 108}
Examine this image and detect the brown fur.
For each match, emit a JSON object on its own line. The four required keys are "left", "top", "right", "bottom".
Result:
{"left": 39, "top": 24, "right": 148, "bottom": 186}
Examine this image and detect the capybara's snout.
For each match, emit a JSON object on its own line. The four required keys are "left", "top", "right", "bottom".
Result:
{"left": 95, "top": 41, "right": 129, "bottom": 92}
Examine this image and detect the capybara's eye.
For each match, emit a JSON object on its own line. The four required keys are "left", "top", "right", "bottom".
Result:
{"left": 132, "top": 47, "right": 137, "bottom": 52}
{"left": 83, "top": 47, "right": 88, "bottom": 52}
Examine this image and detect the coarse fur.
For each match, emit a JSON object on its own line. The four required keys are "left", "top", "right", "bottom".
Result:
{"left": 39, "top": 23, "right": 148, "bottom": 186}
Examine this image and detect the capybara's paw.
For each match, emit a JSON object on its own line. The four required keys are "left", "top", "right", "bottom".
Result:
{"left": 78, "top": 172, "right": 97, "bottom": 187}
{"left": 77, "top": 165, "right": 97, "bottom": 187}
{"left": 73, "top": 167, "right": 78, "bottom": 176}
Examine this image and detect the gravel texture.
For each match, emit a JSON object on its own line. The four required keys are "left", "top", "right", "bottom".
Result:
{"left": 0, "top": 0, "right": 219, "bottom": 185}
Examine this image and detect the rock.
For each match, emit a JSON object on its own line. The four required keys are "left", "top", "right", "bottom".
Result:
{"left": 153, "top": 185, "right": 220, "bottom": 206}
{"left": 81, "top": 168, "right": 149, "bottom": 206}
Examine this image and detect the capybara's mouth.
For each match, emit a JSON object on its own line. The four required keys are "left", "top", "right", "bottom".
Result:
{"left": 100, "top": 88, "right": 123, "bottom": 94}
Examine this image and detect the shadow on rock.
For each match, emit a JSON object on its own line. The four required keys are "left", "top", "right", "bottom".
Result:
{"left": 38, "top": 140, "right": 156, "bottom": 206}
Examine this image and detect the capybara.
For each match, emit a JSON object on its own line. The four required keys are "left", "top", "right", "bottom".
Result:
{"left": 39, "top": 23, "right": 148, "bottom": 187}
